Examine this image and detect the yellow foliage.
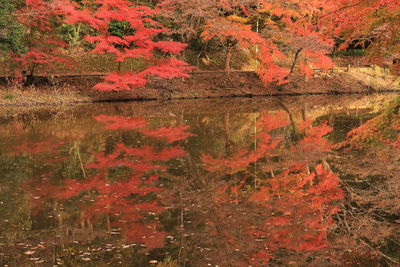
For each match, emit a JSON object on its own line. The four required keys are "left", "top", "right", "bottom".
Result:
{"left": 227, "top": 15, "right": 248, "bottom": 24}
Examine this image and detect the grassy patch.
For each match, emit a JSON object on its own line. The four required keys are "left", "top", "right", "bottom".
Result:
{"left": 3, "top": 94, "right": 16, "bottom": 100}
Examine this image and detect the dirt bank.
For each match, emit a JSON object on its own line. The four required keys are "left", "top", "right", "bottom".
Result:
{"left": 0, "top": 70, "right": 399, "bottom": 107}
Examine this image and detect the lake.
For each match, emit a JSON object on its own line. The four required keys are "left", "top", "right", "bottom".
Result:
{"left": 1, "top": 94, "right": 399, "bottom": 266}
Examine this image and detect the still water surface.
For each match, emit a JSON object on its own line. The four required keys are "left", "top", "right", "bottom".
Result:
{"left": 0, "top": 95, "right": 399, "bottom": 266}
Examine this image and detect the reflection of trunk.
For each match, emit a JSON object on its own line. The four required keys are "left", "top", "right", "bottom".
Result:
{"left": 53, "top": 236, "right": 58, "bottom": 265}
{"left": 185, "top": 152, "right": 205, "bottom": 185}
{"left": 179, "top": 176, "right": 184, "bottom": 228}
{"left": 178, "top": 112, "right": 206, "bottom": 185}
{"left": 301, "top": 106, "right": 307, "bottom": 121}
{"left": 225, "top": 39, "right": 237, "bottom": 73}
{"left": 287, "top": 48, "right": 302, "bottom": 78}
{"left": 279, "top": 100, "right": 299, "bottom": 142}
{"left": 224, "top": 113, "right": 234, "bottom": 155}
{"left": 87, "top": 218, "right": 94, "bottom": 240}
{"left": 328, "top": 107, "right": 335, "bottom": 126}
{"left": 106, "top": 213, "right": 111, "bottom": 234}
{"left": 210, "top": 208, "right": 234, "bottom": 243}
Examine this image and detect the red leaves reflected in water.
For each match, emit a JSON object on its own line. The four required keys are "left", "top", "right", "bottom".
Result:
{"left": 116, "top": 144, "right": 186, "bottom": 161}
{"left": 56, "top": 174, "right": 163, "bottom": 211}
{"left": 249, "top": 250, "right": 273, "bottom": 266}
{"left": 94, "top": 114, "right": 195, "bottom": 142}
{"left": 248, "top": 163, "right": 343, "bottom": 265}
{"left": 123, "top": 223, "right": 166, "bottom": 249}
{"left": 13, "top": 140, "right": 62, "bottom": 155}
{"left": 201, "top": 150, "right": 264, "bottom": 174}
{"left": 22, "top": 176, "right": 58, "bottom": 216}
{"left": 86, "top": 144, "right": 186, "bottom": 174}
{"left": 86, "top": 151, "right": 123, "bottom": 169}
{"left": 336, "top": 113, "right": 399, "bottom": 151}
{"left": 199, "top": 114, "right": 341, "bottom": 265}
{"left": 53, "top": 172, "right": 166, "bottom": 248}
{"left": 21, "top": 115, "right": 194, "bottom": 249}
{"left": 201, "top": 112, "right": 289, "bottom": 174}
{"left": 141, "top": 125, "right": 195, "bottom": 142}
{"left": 335, "top": 112, "right": 400, "bottom": 152}
{"left": 94, "top": 115, "right": 147, "bottom": 130}
{"left": 257, "top": 111, "right": 290, "bottom": 132}
{"left": 296, "top": 121, "right": 333, "bottom": 153}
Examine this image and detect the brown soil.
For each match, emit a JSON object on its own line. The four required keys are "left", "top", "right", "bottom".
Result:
{"left": 56, "top": 70, "right": 388, "bottom": 99}
{"left": 0, "top": 70, "right": 399, "bottom": 107}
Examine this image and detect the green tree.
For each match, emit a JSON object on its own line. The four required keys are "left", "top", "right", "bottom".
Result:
{"left": 0, "top": 0, "right": 26, "bottom": 54}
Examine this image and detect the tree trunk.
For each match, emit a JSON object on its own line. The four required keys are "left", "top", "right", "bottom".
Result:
{"left": 224, "top": 112, "right": 234, "bottom": 155}
{"left": 225, "top": 39, "right": 237, "bottom": 73}
{"left": 279, "top": 100, "right": 299, "bottom": 142}
{"left": 287, "top": 48, "right": 302, "bottom": 78}
{"left": 225, "top": 45, "right": 232, "bottom": 73}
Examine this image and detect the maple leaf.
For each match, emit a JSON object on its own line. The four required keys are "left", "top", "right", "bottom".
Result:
{"left": 94, "top": 73, "right": 148, "bottom": 91}
{"left": 141, "top": 58, "right": 195, "bottom": 79}
{"left": 153, "top": 41, "right": 188, "bottom": 54}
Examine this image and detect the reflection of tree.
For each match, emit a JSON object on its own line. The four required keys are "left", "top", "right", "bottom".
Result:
{"left": 248, "top": 163, "right": 343, "bottom": 265}
{"left": 202, "top": 111, "right": 289, "bottom": 176}
{"left": 18, "top": 115, "right": 194, "bottom": 264}
{"left": 6, "top": 101, "right": 400, "bottom": 265}
{"left": 198, "top": 111, "right": 344, "bottom": 265}
{"left": 329, "top": 100, "right": 400, "bottom": 265}
{"left": 337, "top": 104, "right": 400, "bottom": 151}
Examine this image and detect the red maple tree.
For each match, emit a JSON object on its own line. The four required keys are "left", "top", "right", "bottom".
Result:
{"left": 13, "top": 0, "right": 70, "bottom": 78}
{"left": 321, "top": 0, "right": 400, "bottom": 72}
{"left": 55, "top": 0, "right": 194, "bottom": 91}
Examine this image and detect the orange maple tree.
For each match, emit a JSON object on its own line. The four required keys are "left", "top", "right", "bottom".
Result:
{"left": 321, "top": 0, "right": 400, "bottom": 73}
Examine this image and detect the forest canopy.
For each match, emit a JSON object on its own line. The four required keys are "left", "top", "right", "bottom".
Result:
{"left": 0, "top": 0, "right": 399, "bottom": 90}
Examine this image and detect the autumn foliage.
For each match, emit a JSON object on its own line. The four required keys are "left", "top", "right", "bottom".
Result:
{"left": 13, "top": 0, "right": 193, "bottom": 89}
{"left": 200, "top": 111, "right": 342, "bottom": 264}
{"left": 10, "top": 0, "right": 399, "bottom": 89}
{"left": 322, "top": 0, "right": 400, "bottom": 67}
{"left": 21, "top": 115, "right": 195, "bottom": 249}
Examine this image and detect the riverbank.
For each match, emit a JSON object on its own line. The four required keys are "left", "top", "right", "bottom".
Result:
{"left": 1, "top": 68, "right": 399, "bottom": 108}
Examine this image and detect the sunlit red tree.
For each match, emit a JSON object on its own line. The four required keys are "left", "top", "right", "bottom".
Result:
{"left": 55, "top": 0, "right": 194, "bottom": 91}
{"left": 321, "top": 0, "right": 400, "bottom": 74}
{"left": 162, "top": 0, "right": 335, "bottom": 84}
{"left": 14, "top": 0, "right": 70, "bottom": 78}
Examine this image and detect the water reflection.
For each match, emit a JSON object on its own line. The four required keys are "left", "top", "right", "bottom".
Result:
{"left": 197, "top": 112, "right": 343, "bottom": 266}
{"left": 1, "top": 95, "right": 400, "bottom": 266}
